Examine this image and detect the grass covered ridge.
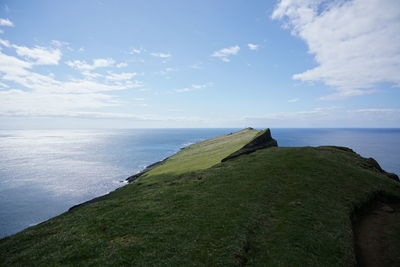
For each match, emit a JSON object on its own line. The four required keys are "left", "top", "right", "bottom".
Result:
{"left": 144, "top": 127, "right": 260, "bottom": 176}
{"left": 1, "top": 130, "right": 400, "bottom": 266}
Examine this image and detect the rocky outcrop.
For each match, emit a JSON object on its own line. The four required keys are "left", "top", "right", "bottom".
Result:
{"left": 221, "top": 129, "right": 278, "bottom": 162}
{"left": 325, "top": 146, "right": 399, "bottom": 182}
{"left": 362, "top": 157, "right": 399, "bottom": 182}
{"left": 126, "top": 158, "right": 169, "bottom": 183}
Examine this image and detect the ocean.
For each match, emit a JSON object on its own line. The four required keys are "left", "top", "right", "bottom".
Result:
{"left": 0, "top": 128, "right": 399, "bottom": 238}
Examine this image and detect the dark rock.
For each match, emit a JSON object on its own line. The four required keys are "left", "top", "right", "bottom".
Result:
{"left": 221, "top": 128, "right": 277, "bottom": 162}
{"left": 365, "top": 158, "right": 384, "bottom": 172}
{"left": 360, "top": 157, "right": 399, "bottom": 183}
{"left": 126, "top": 158, "right": 168, "bottom": 183}
{"left": 386, "top": 173, "right": 400, "bottom": 182}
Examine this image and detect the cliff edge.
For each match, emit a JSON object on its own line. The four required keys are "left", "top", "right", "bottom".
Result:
{"left": 221, "top": 128, "right": 277, "bottom": 162}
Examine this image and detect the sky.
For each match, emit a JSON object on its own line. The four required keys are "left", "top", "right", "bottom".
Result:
{"left": 0, "top": 0, "right": 399, "bottom": 129}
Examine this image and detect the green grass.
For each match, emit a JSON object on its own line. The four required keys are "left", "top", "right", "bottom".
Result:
{"left": 144, "top": 128, "right": 259, "bottom": 176}
{"left": 1, "top": 131, "right": 399, "bottom": 266}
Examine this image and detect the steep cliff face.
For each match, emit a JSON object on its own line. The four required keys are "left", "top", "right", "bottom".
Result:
{"left": 221, "top": 128, "right": 278, "bottom": 162}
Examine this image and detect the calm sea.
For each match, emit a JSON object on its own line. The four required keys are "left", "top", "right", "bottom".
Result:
{"left": 0, "top": 128, "right": 399, "bottom": 238}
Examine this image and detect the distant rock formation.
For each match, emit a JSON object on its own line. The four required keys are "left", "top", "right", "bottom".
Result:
{"left": 221, "top": 128, "right": 278, "bottom": 162}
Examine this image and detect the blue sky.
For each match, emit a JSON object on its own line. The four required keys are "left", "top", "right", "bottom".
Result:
{"left": 0, "top": 0, "right": 399, "bottom": 128}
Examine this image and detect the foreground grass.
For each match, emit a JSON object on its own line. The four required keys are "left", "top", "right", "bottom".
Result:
{"left": 1, "top": 132, "right": 399, "bottom": 266}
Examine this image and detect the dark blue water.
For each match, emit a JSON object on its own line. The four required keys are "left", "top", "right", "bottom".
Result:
{"left": 0, "top": 128, "right": 399, "bottom": 238}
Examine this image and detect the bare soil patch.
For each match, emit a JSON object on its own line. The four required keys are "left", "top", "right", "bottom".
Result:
{"left": 354, "top": 198, "right": 400, "bottom": 266}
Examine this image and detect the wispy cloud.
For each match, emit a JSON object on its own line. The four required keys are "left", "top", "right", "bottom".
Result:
{"left": 319, "top": 89, "right": 376, "bottom": 101}
{"left": 129, "top": 48, "right": 143, "bottom": 54}
{"left": 158, "top": 67, "right": 177, "bottom": 76}
{"left": 14, "top": 45, "right": 61, "bottom": 65}
{"left": 248, "top": 43, "right": 259, "bottom": 50}
{"left": 354, "top": 108, "right": 400, "bottom": 115}
{"left": 0, "top": 18, "right": 13, "bottom": 27}
{"left": 50, "top": 40, "right": 69, "bottom": 47}
{"left": 150, "top": 52, "right": 171, "bottom": 58}
{"left": 82, "top": 71, "right": 102, "bottom": 79}
{"left": 66, "top": 58, "right": 115, "bottom": 70}
{"left": 106, "top": 72, "right": 140, "bottom": 81}
{"left": 272, "top": 0, "right": 400, "bottom": 99}
{"left": 116, "top": 62, "right": 128, "bottom": 68}
{"left": 212, "top": 46, "right": 240, "bottom": 62}
{"left": 0, "top": 39, "right": 10, "bottom": 47}
{"left": 175, "top": 83, "right": 212, "bottom": 93}
{"left": 288, "top": 98, "right": 299, "bottom": 103}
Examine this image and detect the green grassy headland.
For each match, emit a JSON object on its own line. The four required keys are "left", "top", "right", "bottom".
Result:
{"left": 0, "top": 128, "right": 399, "bottom": 266}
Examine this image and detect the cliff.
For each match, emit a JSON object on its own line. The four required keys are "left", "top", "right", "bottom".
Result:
{"left": 221, "top": 128, "right": 277, "bottom": 162}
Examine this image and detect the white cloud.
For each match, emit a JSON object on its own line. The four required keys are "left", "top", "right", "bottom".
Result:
{"left": 82, "top": 71, "right": 103, "bottom": 79}
{"left": 272, "top": 0, "right": 400, "bottom": 99}
{"left": 106, "top": 72, "right": 139, "bottom": 81}
{"left": 0, "top": 18, "right": 13, "bottom": 27}
{"left": 164, "top": 67, "right": 176, "bottom": 72}
{"left": 248, "top": 43, "right": 259, "bottom": 50}
{"left": 319, "top": 88, "right": 376, "bottom": 100}
{"left": 0, "top": 81, "right": 9, "bottom": 88}
{"left": 150, "top": 52, "right": 171, "bottom": 58}
{"left": 159, "top": 67, "right": 177, "bottom": 76}
{"left": 212, "top": 46, "right": 240, "bottom": 62}
{"left": 288, "top": 98, "right": 299, "bottom": 103}
{"left": 0, "top": 51, "right": 33, "bottom": 76}
{"left": 66, "top": 58, "right": 115, "bottom": 70}
{"left": 175, "top": 83, "right": 212, "bottom": 93}
{"left": 0, "top": 36, "right": 151, "bottom": 122}
{"left": 0, "top": 44, "right": 144, "bottom": 119}
{"left": 116, "top": 62, "right": 128, "bottom": 68}
{"left": 14, "top": 45, "right": 62, "bottom": 65}
{"left": 129, "top": 48, "right": 143, "bottom": 54}
{"left": 51, "top": 40, "right": 70, "bottom": 47}
{"left": 0, "top": 39, "right": 10, "bottom": 47}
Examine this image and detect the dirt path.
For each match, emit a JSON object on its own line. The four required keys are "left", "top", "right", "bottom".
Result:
{"left": 353, "top": 200, "right": 400, "bottom": 267}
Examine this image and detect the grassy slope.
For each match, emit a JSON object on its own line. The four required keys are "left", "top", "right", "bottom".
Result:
{"left": 144, "top": 128, "right": 260, "bottom": 176}
{"left": 1, "top": 131, "right": 400, "bottom": 266}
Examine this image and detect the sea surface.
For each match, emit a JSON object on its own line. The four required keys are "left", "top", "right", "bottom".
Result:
{"left": 0, "top": 128, "right": 399, "bottom": 238}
